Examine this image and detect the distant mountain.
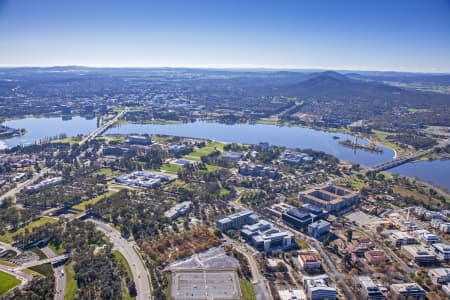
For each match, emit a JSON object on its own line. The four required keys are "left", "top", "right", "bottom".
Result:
{"left": 284, "top": 71, "right": 402, "bottom": 99}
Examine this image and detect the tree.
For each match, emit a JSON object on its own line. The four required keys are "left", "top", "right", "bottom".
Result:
{"left": 346, "top": 229, "right": 353, "bottom": 242}
{"left": 343, "top": 253, "right": 352, "bottom": 267}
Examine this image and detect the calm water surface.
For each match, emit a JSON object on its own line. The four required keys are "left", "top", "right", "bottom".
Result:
{"left": 1, "top": 116, "right": 97, "bottom": 148}
{"left": 1, "top": 118, "right": 448, "bottom": 190}
{"left": 389, "top": 160, "right": 450, "bottom": 191}
{"left": 106, "top": 121, "right": 395, "bottom": 166}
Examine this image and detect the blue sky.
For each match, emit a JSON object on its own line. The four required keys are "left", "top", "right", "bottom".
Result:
{"left": 0, "top": 0, "right": 449, "bottom": 72}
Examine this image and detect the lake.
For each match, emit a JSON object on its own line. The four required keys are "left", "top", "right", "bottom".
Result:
{"left": 0, "top": 116, "right": 97, "bottom": 149}
{"left": 105, "top": 121, "right": 395, "bottom": 166}
{"left": 389, "top": 159, "right": 450, "bottom": 191}
{"left": 1, "top": 117, "right": 448, "bottom": 191}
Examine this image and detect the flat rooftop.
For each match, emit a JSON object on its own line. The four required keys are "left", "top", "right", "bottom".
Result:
{"left": 301, "top": 185, "right": 358, "bottom": 205}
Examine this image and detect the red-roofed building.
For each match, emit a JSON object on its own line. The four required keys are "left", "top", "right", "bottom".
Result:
{"left": 365, "top": 249, "right": 389, "bottom": 265}
{"left": 298, "top": 254, "right": 322, "bottom": 270}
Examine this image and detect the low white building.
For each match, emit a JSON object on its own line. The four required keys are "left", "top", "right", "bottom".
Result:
{"left": 303, "top": 274, "right": 336, "bottom": 300}
{"left": 389, "top": 231, "right": 417, "bottom": 248}
{"left": 414, "top": 229, "right": 440, "bottom": 245}
{"left": 432, "top": 243, "right": 450, "bottom": 261}
{"left": 278, "top": 289, "right": 307, "bottom": 300}
{"left": 428, "top": 268, "right": 450, "bottom": 285}
{"left": 164, "top": 201, "right": 192, "bottom": 220}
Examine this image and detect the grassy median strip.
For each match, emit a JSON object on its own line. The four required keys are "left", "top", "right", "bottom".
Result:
{"left": 113, "top": 251, "right": 135, "bottom": 300}
{"left": 64, "top": 262, "right": 77, "bottom": 300}
{"left": 239, "top": 279, "right": 256, "bottom": 300}
{"left": 0, "top": 270, "right": 21, "bottom": 295}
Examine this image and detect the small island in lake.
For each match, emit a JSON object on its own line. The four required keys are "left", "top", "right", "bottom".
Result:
{"left": 339, "top": 139, "right": 383, "bottom": 153}
{"left": 0, "top": 124, "right": 25, "bottom": 139}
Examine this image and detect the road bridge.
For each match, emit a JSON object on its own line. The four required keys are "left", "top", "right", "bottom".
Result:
{"left": 14, "top": 253, "right": 71, "bottom": 271}
{"left": 81, "top": 109, "right": 127, "bottom": 145}
{"left": 370, "top": 149, "right": 432, "bottom": 172}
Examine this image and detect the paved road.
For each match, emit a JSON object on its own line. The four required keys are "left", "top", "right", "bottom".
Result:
{"left": 14, "top": 253, "right": 70, "bottom": 271}
{"left": 87, "top": 219, "right": 152, "bottom": 300}
{"left": 0, "top": 168, "right": 48, "bottom": 204}
{"left": 81, "top": 110, "right": 127, "bottom": 145}
{"left": 41, "top": 247, "right": 66, "bottom": 300}
{"left": 223, "top": 236, "right": 272, "bottom": 300}
{"left": 0, "top": 241, "right": 22, "bottom": 255}
{"left": 274, "top": 220, "right": 356, "bottom": 300}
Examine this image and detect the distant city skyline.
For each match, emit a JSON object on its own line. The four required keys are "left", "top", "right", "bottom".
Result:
{"left": 1, "top": 0, "right": 449, "bottom": 73}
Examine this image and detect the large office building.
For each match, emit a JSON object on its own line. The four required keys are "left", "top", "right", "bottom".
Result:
{"left": 414, "top": 229, "right": 441, "bottom": 245}
{"left": 432, "top": 243, "right": 450, "bottom": 261}
{"left": 127, "top": 135, "right": 152, "bottom": 145}
{"left": 282, "top": 204, "right": 327, "bottom": 230}
{"left": 390, "top": 283, "right": 425, "bottom": 300}
{"left": 216, "top": 210, "right": 256, "bottom": 232}
{"left": 428, "top": 268, "right": 450, "bottom": 285}
{"left": 241, "top": 220, "right": 293, "bottom": 252}
{"left": 221, "top": 151, "right": 243, "bottom": 161}
{"left": 389, "top": 231, "right": 418, "bottom": 248}
{"left": 299, "top": 185, "right": 358, "bottom": 214}
{"left": 238, "top": 163, "right": 280, "bottom": 179}
{"left": 303, "top": 274, "right": 337, "bottom": 300}
{"left": 354, "top": 276, "right": 385, "bottom": 300}
{"left": 307, "top": 220, "right": 331, "bottom": 239}
{"left": 401, "top": 244, "right": 436, "bottom": 265}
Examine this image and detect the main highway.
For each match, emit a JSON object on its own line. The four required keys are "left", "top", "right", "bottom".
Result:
{"left": 0, "top": 168, "right": 49, "bottom": 204}
{"left": 87, "top": 219, "right": 152, "bottom": 300}
{"left": 41, "top": 246, "right": 66, "bottom": 300}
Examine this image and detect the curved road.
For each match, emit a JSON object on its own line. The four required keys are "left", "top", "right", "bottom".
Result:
{"left": 223, "top": 235, "right": 272, "bottom": 300}
{"left": 87, "top": 219, "right": 152, "bottom": 300}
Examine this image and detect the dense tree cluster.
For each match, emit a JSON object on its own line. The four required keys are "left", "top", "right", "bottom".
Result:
{"left": 141, "top": 227, "right": 220, "bottom": 264}
{"left": 73, "top": 246, "right": 123, "bottom": 300}
{"left": 0, "top": 199, "right": 39, "bottom": 234}
{"left": 11, "top": 220, "right": 131, "bottom": 300}
{"left": 17, "top": 176, "right": 106, "bottom": 209}
{"left": 386, "top": 132, "right": 437, "bottom": 150}
{"left": 6, "top": 275, "right": 55, "bottom": 300}
{"left": 89, "top": 189, "right": 171, "bottom": 241}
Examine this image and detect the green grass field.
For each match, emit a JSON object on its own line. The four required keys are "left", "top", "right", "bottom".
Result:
{"left": 218, "top": 188, "right": 230, "bottom": 196}
{"left": 182, "top": 141, "right": 225, "bottom": 161}
{"left": 294, "top": 238, "right": 310, "bottom": 250}
{"left": 30, "top": 247, "right": 47, "bottom": 259}
{"left": 239, "top": 279, "right": 256, "bottom": 300}
{"left": 160, "top": 163, "right": 183, "bottom": 174}
{"left": 372, "top": 130, "right": 403, "bottom": 153}
{"left": 72, "top": 190, "right": 117, "bottom": 211}
{"left": 113, "top": 251, "right": 132, "bottom": 279}
{"left": 96, "top": 167, "right": 121, "bottom": 177}
{"left": 29, "top": 263, "right": 54, "bottom": 277}
{"left": 0, "top": 270, "right": 21, "bottom": 295}
{"left": 48, "top": 243, "right": 65, "bottom": 255}
{"left": 0, "top": 217, "right": 58, "bottom": 243}
{"left": 64, "top": 262, "right": 77, "bottom": 300}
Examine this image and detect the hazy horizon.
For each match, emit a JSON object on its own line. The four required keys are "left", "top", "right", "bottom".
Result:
{"left": 1, "top": 0, "right": 449, "bottom": 72}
